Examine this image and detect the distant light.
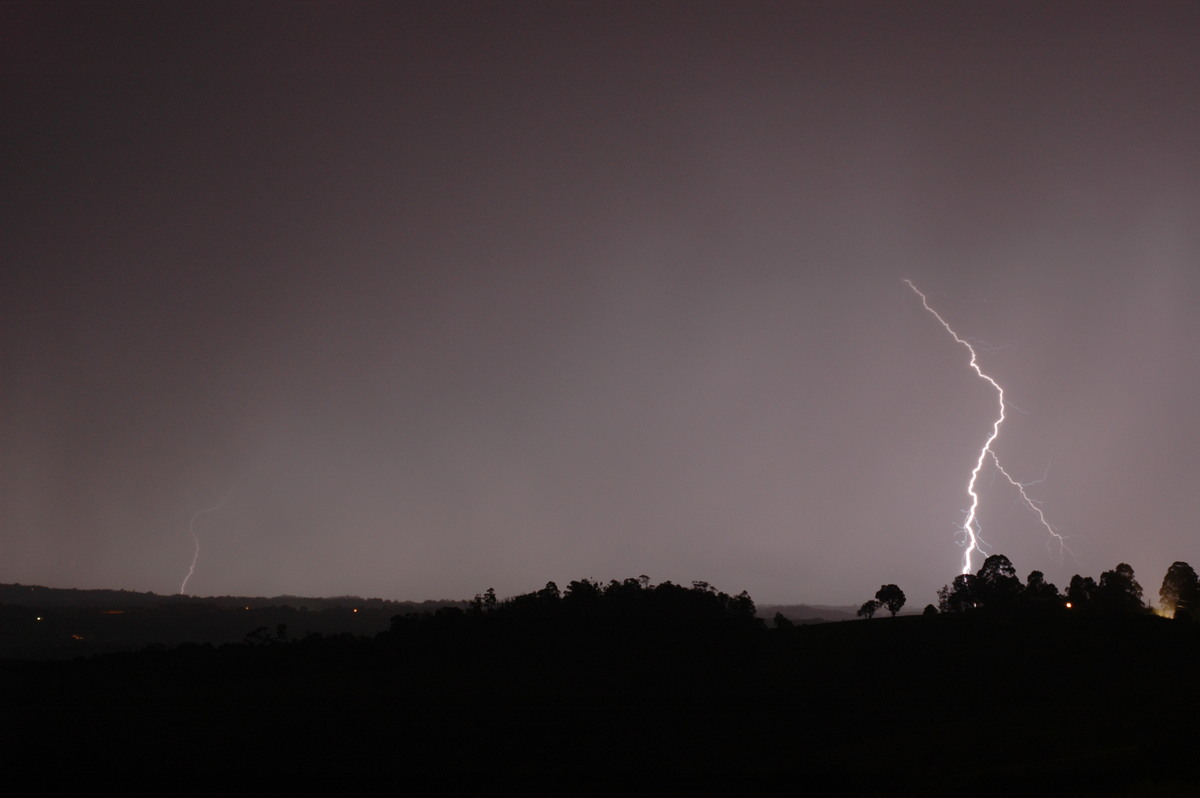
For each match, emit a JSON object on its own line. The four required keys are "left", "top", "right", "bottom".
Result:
{"left": 1065, "top": 602, "right": 1073, "bottom": 609}
{"left": 35, "top": 616, "right": 43, "bottom": 621}
{"left": 244, "top": 606, "right": 251, "bottom": 610}
{"left": 352, "top": 608, "right": 359, "bottom": 613}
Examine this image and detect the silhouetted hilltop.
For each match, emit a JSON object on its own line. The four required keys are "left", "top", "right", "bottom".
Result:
{"left": 4, "top": 586, "right": 1199, "bottom": 794}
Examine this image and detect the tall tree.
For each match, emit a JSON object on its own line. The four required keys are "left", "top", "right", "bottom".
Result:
{"left": 937, "top": 574, "right": 979, "bottom": 614}
{"left": 1066, "top": 574, "right": 1096, "bottom": 609}
{"left": 976, "top": 554, "right": 1022, "bottom": 607}
{"left": 1159, "top": 561, "right": 1199, "bottom": 618}
{"left": 875, "top": 584, "right": 906, "bottom": 617}
{"left": 1022, "top": 570, "right": 1060, "bottom": 609}
{"left": 1096, "top": 563, "right": 1144, "bottom": 614}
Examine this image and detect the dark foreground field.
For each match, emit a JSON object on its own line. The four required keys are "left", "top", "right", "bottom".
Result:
{"left": 5, "top": 608, "right": 1197, "bottom": 796}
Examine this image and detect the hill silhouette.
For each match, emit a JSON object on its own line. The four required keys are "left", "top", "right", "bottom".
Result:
{"left": 3, "top": 575, "right": 1199, "bottom": 794}
{"left": 0, "top": 582, "right": 463, "bottom": 659}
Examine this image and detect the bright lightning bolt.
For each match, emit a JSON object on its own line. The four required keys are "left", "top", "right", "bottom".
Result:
{"left": 904, "top": 280, "right": 1069, "bottom": 573}
{"left": 179, "top": 488, "right": 235, "bottom": 595}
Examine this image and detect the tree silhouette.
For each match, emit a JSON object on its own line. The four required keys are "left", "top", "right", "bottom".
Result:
{"left": 939, "top": 557, "right": 1031, "bottom": 613}
{"left": 976, "top": 554, "right": 1022, "bottom": 608}
{"left": 1096, "top": 563, "right": 1144, "bottom": 614}
{"left": 1066, "top": 574, "right": 1096, "bottom": 609}
{"left": 857, "top": 600, "right": 880, "bottom": 619}
{"left": 1159, "top": 561, "right": 1199, "bottom": 618}
{"left": 937, "top": 574, "right": 979, "bottom": 613}
{"left": 875, "top": 584, "right": 906, "bottom": 617}
{"left": 1021, "top": 570, "right": 1061, "bottom": 611}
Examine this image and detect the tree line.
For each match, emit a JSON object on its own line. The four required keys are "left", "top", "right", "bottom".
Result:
{"left": 858, "top": 555, "right": 1200, "bottom": 619}
{"left": 386, "top": 576, "right": 762, "bottom": 642}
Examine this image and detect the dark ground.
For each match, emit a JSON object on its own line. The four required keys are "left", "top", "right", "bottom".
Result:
{"left": 5, "top": 607, "right": 1197, "bottom": 795}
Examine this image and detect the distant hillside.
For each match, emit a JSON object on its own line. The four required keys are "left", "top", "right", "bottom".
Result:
{"left": 0, "top": 582, "right": 466, "bottom": 660}
{"left": 757, "top": 603, "right": 859, "bottom": 623}
{"left": 0, "top": 582, "right": 887, "bottom": 658}
{"left": 0, "top": 582, "right": 460, "bottom": 611}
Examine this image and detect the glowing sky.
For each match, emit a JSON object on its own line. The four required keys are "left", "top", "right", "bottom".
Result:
{"left": 4, "top": 2, "right": 1199, "bottom": 605}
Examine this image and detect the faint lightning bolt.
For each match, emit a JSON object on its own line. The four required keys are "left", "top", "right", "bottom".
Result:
{"left": 989, "top": 451, "right": 1075, "bottom": 563}
{"left": 904, "top": 280, "right": 1070, "bottom": 573}
{"left": 179, "top": 487, "right": 236, "bottom": 595}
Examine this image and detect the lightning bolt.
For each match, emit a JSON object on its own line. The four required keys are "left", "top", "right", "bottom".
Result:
{"left": 989, "top": 451, "right": 1074, "bottom": 564}
{"left": 179, "top": 487, "right": 236, "bottom": 595}
{"left": 904, "top": 280, "right": 1070, "bottom": 573}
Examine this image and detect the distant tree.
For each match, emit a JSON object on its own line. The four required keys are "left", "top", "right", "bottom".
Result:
{"left": 244, "top": 626, "right": 270, "bottom": 645}
{"left": 976, "top": 554, "right": 1022, "bottom": 608}
{"left": 875, "top": 584, "right": 906, "bottom": 617}
{"left": 468, "top": 587, "right": 499, "bottom": 615}
{"left": 922, "top": 604, "right": 938, "bottom": 617}
{"left": 937, "top": 574, "right": 979, "bottom": 614}
{"left": 1066, "top": 574, "right": 1096, "bottom": 609}
{"left": 857, "top": 600, "right": 880, "bottom": 620}
{"left": 1022, "top": 571, "right": 1060, "bottom": 609}
{"left": 1096, "top": 563, "right": 1144, "bottom": 614}
{"left": 1158, "top": 562, "right": 1199, "bottom": 618}
{"left": 730, "top": 590, "right": 757, "bottom": 621}
{"left": 604, "top": 577, "right": 641, "bottom": 597}
{"left": 772, "top": 611, "right": 794, "bottom": 629}
{"left": 564, "top": 579, "right": 603, "bottom": 602}
{"left": 936, "top": 585, "right": 952, "bottom": 613}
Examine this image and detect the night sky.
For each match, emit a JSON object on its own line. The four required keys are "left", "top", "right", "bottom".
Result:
{"left": 4, "top": 1, "right": 1199, "bottom": 605}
